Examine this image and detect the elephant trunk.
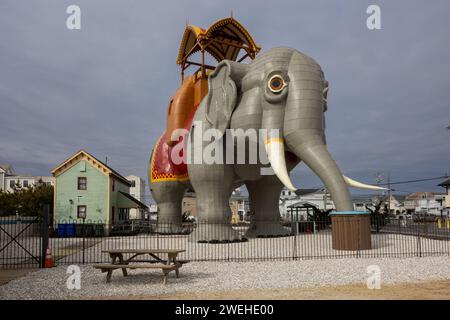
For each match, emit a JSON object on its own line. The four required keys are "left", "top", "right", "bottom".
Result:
{"left": 287, "top": 137, "right": 354, "bottom": 211}
{"left": 283, "top": 53, "right": 354, "bottom": 211}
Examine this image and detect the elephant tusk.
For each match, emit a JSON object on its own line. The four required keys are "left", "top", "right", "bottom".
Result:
{"left": 264, "top": 139, "right": 298, "bottom": 192}
{"left": 343, "top": 175, "right": 388, "bottom": 190}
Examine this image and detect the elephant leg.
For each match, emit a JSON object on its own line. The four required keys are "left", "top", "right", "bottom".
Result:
{"left": 188, "top": 162, "right": 242, "bottom": 242}
{"left": 245, "top": 175, "right": 291, "bottom": 238}
{"left": 150, "top": 180, "right": 186, "bottom": 234}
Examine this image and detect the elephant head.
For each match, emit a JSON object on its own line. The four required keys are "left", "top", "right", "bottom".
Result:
{"left": 201, "top": 47, "right": 385, "bottom": 212}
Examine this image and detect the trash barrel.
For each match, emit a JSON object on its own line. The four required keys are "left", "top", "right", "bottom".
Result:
{"left": 65, "top": 224, "right": 75, "bottom": 237}
{"left": 57, "top": 224, "right": 66, "bottom": 237}
{"left": 330, "top": 212, "right": 371, "bottom": 251}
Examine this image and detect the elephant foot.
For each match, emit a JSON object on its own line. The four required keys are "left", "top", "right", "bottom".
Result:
{"left": 156, "top": 223, "right": 184, "bottom": 235}
{"left": 189, "top": 223, "right": 246, "bottom": 243}
{"left": 245, "top": 222, "right": 292, "bottom": 238}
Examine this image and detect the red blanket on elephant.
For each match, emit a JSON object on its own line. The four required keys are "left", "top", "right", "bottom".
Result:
{"left": 150, "top": 132, "right": 189, "bottom": 183}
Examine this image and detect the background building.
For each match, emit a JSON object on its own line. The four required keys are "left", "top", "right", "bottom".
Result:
{"left": 0, "top": 164, "right": 54, "bottom": 192}
{"left": 0, "top": 164, "right": 15, "bottom": 191}
{"left": 438, "top": 179, "right": 450, "bottom": 216}
{"left": 181, "top": 187, "right": 249, "bottom": 223}
{"left": 126, "top": 175, "right": 147, "bottom": 219}
{"left": 280, "top": 188, "right": 335, "bottom": 220}
{"left": 404, "top": 192, "right": 445, "bottom": 215}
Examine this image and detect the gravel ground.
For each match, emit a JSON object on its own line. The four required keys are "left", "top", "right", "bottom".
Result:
{"left": 1, "top": 256, "right": 449, "bottom": 299}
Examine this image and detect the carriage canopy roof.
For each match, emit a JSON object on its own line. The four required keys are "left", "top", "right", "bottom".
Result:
{"left": 176, "top": 17, "right": 261, "bottom": 66}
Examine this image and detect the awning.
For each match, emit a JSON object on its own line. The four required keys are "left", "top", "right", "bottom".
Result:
{"left": 117, "top": 191, "right": 148, "bottom": 209}
{"left": 176, "top": 17, "right": 260, "bottom": 65}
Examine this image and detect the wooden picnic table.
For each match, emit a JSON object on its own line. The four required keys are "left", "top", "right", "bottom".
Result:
{"left": 94, "top": 249, "right": 186, "bottom": 284}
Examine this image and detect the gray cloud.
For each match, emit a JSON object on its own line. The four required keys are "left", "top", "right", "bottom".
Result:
{"left": 1, "top": 0, "right": 449, "bottom": 201}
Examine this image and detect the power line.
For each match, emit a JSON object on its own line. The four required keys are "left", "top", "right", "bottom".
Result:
{"left": 376, "top": 175, "right": 448, "bottom": 186}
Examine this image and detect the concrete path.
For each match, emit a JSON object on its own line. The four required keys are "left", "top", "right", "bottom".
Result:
{"left": 0, "top": 269, "right": 35, "bottom": 286}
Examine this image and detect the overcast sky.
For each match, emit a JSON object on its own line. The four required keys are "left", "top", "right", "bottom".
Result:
{"left": 1, "top": 0, "right": 449, "bottom": 202}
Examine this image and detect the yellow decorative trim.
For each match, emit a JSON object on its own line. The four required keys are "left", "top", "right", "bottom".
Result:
{"left": 52, "top": 151, "right": 111, "bottom": 178}
{"left": 152, "top": 176, "right": 190, "bottom": 183}
{"left": 149, "top": 136, "right": 189, "bottom": 183}
{"left": 265, "top": 138, "right": 285, "bottom": 144}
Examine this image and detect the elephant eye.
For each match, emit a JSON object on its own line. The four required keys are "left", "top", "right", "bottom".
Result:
{"left": 268, "top": 75, "right": 286, "bottom": 93}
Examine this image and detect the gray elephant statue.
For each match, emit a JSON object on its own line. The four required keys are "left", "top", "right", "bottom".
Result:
{"left": 149, "top": 46, "right": 385, "bottom": 242}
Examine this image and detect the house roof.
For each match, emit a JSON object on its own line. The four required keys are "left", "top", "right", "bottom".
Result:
{"left": 230, "top": 194, "right": 248, "bottom": 201}
{"left": 438, "top": 179, "right": 450, "bottom": 187}
{"left": 294, "top": 188, "right": 322, "bottom": 196}
{"left": 51, "top": 150, "right": 131, "bottom": 186}
{"left": 288, "top": 201, "right": 318, "bottom": 208}
{"left": 118, "top": 191, "right": 148, "bottom": 209}
{"left": 405, "top": 191, "right": 445, "bottom": 200}
{"left": 0, "top": 164, "right": 15, "bottom": 175}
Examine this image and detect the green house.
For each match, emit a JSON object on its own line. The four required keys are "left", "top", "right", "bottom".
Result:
{"left": 51, "top": 150, "right": 147, "bottom": 226}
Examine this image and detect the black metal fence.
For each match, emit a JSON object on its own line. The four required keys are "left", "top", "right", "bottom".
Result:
{"left": 0, "top": 216, "right": 44, "bottom": 268}
{"left": 1, "top": 215, "right": 450, "bottom": 269}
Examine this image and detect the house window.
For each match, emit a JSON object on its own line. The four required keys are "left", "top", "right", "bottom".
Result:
{"left": 77, "top": 177, "right": 87, "bottom": 190}
{"left": 130, "top": 180, "right": 136, "bottom": 188}
{"left": 23, "top": 180, "right": 28, "bottom": 188}
{"left": 9, "top": 180, "right": 15, "bottom": 188}
{"left": 112, "top": 179, "right": 115, "bottom": 191}
{"left": 77, "top": 205, "right": 87, "bottom": 219}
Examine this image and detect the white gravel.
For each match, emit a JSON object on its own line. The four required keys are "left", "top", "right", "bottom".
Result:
{"left": 1, "top": 256, "right": 449, "bottom": 299}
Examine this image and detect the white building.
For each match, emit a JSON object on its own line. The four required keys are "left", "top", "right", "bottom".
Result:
{"left": 279, "top": 188, "right": 335, "bottom": 220}
{"left": 279, "top": 187, "right": 398, "bottom": 220}
{"left": 0, "top": 164, "right": 16, "bottom": 191}
{"left": 149, "top": 204, "right": 158, "bottom": 221}
{"left": 126, "top": 175, "right": 147, "bottom": 219}
{"left": 0, "top": 164, "right": 54, "bottom": 193}
{"left": 438, "top": 179, "right": 450, "bottom": 216}
{"left": 404, "top": 192, "right": 445, "bottom": 215}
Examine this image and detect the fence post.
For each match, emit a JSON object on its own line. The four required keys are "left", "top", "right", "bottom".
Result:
{"left": 357, "top": 216, "right": 361, "bottom": 258}
{"left": 82, "top": 219, "right": 86, "bottom": 264}
{"left": 292, "top": 222, "right": 297, "bottom": 260}
{"left": 417, "top": 223, "right": 422, "bottom": 257}
{"left": 40, "top": 204, "right": 50, "bottom": 268}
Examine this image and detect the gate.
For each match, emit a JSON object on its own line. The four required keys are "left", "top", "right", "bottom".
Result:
{"left": 0, "top": 206, "right": 50, "bottom": 269}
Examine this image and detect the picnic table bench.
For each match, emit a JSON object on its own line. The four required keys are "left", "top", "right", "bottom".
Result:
{"left": 93, "top": 249, "right": 187, "bottom": 284}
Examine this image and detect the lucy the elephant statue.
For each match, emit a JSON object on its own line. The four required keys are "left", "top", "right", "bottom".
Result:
{"left": 150, "top": 47, "right": 384, "bottom": 242}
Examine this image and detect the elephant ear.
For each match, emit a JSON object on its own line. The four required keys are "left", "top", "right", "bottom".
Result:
{"left": 204, "top": 60, "right": 247, "bottom": 136}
